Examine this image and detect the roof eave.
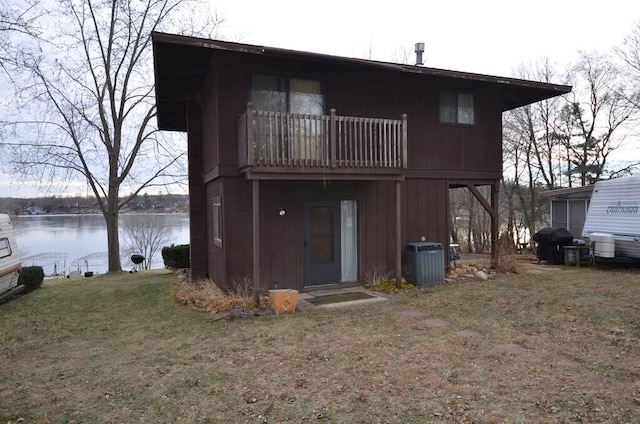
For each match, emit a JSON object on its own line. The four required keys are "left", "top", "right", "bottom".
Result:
{"left": 540, "top": 185, "right": 596, "bottom": 197}
{"left": 152, "top": 32, "right": 572, "bottom": 130}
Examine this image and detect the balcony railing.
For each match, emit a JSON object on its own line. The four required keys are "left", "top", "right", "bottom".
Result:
{"left": 238, "top": 103, "right": 407, "bottom": 174}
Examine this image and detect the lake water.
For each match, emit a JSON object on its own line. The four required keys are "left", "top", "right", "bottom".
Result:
{"left": 12, "top": 213, "right": 190, "bottom": 276}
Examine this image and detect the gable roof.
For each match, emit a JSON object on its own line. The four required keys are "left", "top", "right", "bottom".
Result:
{"left": 152, "top": 31, "right": 572, "bottom": 132}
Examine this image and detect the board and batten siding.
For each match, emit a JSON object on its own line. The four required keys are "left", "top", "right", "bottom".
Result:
{"left": 204, "top": 177, "right": 450, "bottom": 290}
{"left": 202, "top": 51, "right": 503, "bottom": 177}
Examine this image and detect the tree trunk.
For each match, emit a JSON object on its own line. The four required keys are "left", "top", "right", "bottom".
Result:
{"left": 105, "top": 201, "right": 122, "bottom": 272}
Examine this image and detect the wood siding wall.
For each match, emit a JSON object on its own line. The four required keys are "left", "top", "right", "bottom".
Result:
{"left": 402, "top": 178, "right": 450, "bottom": 253}
{"left": 207, "top": 177, "right": 449, "bottom": 290}
{"left": 186, "top": 99, "right": 207, "bottom": 279}
{"left": 205, "top": 51, "right": 503, "bottom": 178}
{"left": 194, "top": 51, "right": 501, "bottom": 289}
{"left": 201, "top": 73, "right": 219, "bottom": 173}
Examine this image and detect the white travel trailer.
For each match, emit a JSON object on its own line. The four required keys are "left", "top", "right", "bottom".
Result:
{"left": 582, "top": 176, "right": 640, "bottom": 261}
{"left": 0, "top": 214, "right": 23, "bottom": 302}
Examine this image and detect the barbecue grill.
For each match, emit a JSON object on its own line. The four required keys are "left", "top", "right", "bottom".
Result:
{"left": 130, "top": 254, "right": 145, "bottom": 272}
{"left": 532, "top": 227, "right": 573, "bottom": 265}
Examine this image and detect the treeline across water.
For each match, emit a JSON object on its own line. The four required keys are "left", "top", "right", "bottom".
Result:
{"left": 0, "top": 193, "right": 189, "bottom": 216}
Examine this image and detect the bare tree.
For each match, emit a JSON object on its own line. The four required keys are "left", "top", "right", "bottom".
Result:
{"left": 613, "top": 21, "right": 640, "bottom": 176}
{"left": 0, "top": 0, "right": 221, "bottom": 272}
{"left": 561, "top": 52, "right": 634, "bottom": 185}
{"left": 391, "top": 45, "right": 412, "bottom": 65}
{"left": 502, "top": 52, "right": 637, "bottom": 246}
{"left": 502, "top": 60, "right": 569, "bottom": 240}
{"left": 0, "top": 0, "right": 39, "bottom": 76}
{"left": 449, "top": 186, "right": 492, "bottom": 253}
{"left": 615, "top": 21, "right": 640, "bottom": 110}
{"left": 504, "top": 60, "right": 569, "bottom": 189}
{"left": 121, "top": 215, "right": 171, "bottom": 270}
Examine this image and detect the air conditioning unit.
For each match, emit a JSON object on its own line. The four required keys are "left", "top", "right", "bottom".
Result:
{"left": 405, "top": 242, "right": 445, "bottom": 286}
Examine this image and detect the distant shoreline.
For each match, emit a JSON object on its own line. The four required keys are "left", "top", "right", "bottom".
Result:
{"left": 0, "top": 194, "right": 189, "bottom": 216}
{"left": 14, "top": 211, "right": 189, "bottom": 217}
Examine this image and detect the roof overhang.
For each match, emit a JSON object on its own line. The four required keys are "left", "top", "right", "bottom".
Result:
{"left": 540, "top": 185, "right": 596, "bottom": 199}
{"left": 152, "top": 32, "right": 572, "bottom": 132}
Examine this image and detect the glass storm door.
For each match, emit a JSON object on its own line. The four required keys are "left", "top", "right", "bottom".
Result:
{"left": 303, "top": 201, "right": 341, "bottom": 285}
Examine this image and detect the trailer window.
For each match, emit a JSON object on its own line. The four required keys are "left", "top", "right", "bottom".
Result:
{"left": 0, "top": 238, "right": 12, "bottom": 259}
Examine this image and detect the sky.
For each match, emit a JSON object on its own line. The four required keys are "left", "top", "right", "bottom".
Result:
{"left": 211, "top": 0, "right": 639, "bottom": 77}
{"left": 1, "top": 0, "right": 639, "bottom": 197}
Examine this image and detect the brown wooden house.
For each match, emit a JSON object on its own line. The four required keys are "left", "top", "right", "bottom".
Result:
{"left": 151, "top": 32, "right": 571, "bottom": 292}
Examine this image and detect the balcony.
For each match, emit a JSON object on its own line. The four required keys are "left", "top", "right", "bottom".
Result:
{"left": 238, "top": 103, "right": 407, "bottom": 180}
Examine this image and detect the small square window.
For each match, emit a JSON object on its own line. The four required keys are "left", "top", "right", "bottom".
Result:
{"left": 440, "top": 92, "right": 474, "bottom": 125}
{"left": 213, "top": 199, "right": 222, "bottom": 247}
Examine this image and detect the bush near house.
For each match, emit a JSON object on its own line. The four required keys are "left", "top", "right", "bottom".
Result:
{"left": 18, "top": 266, "right": 45, "bottom": 293}
{"left": 161, "top": 244, "right": 190, "bottom": 269}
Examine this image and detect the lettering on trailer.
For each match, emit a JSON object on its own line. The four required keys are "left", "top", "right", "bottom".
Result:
{"left": 605, "top": 205, "right": 639, "bottom": 214}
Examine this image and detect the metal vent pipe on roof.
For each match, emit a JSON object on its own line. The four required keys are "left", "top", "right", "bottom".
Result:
{"left": 415, "top": 42, "right": 425, "bottom": 66}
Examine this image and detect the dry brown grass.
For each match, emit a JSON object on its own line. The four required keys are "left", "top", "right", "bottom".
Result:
{"left": 493, "top": 251, "right": 523, "bottom": 274}
{"left": 1, "top": 263, "right": 639, "bottom": 423}
{"left": 174, "top": 272, "right": 269, "bottom": 315}
{"left": 362, "top": 266, "right": 394, "bottom": 285}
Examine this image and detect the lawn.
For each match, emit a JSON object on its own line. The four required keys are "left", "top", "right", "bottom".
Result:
{"left": 1, "top": 261, "right": 638, "bottom": 423}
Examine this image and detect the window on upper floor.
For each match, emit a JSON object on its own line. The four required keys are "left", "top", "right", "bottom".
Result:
{"left": 250, "top": 74, "right": 325, "bottom": 161}
{"left": 440, "top": 91, "right": 475, "bottom": 125}
{"left": 251, "top": 74, "right": 323, "bottom": 115}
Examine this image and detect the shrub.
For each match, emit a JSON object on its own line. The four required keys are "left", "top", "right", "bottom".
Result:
{"left": 19, "top": 266, "right": 45, "bottom": 293}
{"left": 366, "top": 279, "right": 413, "bottom": 293}
{"left": 494, "top": 251, "right": 521, "bottom": 274}
{"left": 162, "top": 244, "right": 190, "bottom": 269}
{"left": 363, "top": 266, "right": 413, "bottom": 292}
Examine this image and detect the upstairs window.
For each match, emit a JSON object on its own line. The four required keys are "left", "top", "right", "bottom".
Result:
{"left": 251, "top": 74, "right": 323, "bottom": 115}
{"left": 440, "top": 92, "right": 474, "bottom": 125}
{"left": 250, "top": 74, "right": 325, "bottom": 161}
